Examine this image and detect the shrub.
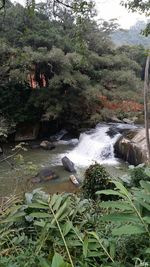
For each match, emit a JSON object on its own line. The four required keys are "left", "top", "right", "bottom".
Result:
{"left": 129, "top": 164, "right": 150, "bottom": 187}
{"left": 82, "top": 163, "right": 115, "bottom": 200}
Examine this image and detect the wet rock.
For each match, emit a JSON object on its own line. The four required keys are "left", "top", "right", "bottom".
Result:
{"left": 31, "top": 167, "right": 58, "bottom": 183}
{"left": 111, "top": 116, "right": 122, "bottom": 123}
{"left": 50, "top": 129, "right": 68, "bottom": 142}
{"left": 30, "top": 144, "right": 40, "bottom": 149}
{"left": 123, "top": 118, "right": 134, "bottom": 124}
{"left": 106, "top": 126, "right": 118, "bottom": 138}
{"left": 62, "top": 156, "right": 76, "bottom": 173}
{"left": 69, "top": 175, "right": 80, "bottom": 186}
{"left": 56, "top": 138, "right": 78, "bottom": 146}
{"left": 40, "top": 140, "right": 55, "bottom": 150}
{"left": 114, "top": 128, "right": 148, "bottom": 165}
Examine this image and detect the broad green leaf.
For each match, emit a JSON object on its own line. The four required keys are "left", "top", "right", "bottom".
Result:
{"left": 143, "top": 216, "right": 150, "bottom": 224}
{"left": 144, "top": 168, "right": 150, "bottom": 178}
{"left": 28, "top": 203, "right": 49, "bottom": 209}
{"left": 0, "top": 212, "right": 26, "bottom": 223}
{"left": 39, "top": 258, "right": 50, "bottom": 267}
{"left": 100, "top": 201, "right": 132, "bottom": 211}
{"left": 110, "top": 242, "right": 116, "bottom": 259}
{"left": 51, "top": 253, "right": 71, "bottom": 267}
{"left": 136, "top": 199, "right": 150, "bottom": 211}
{"left": 112, "top": 225, "right": 146, "bottom": 236}
{"left": 50, "top": 194, "right": 59, "bottom": 207}
{"left": 30, "top": 212, "right": 50, "bottom": 218}
{"left": 52, "top": 195, "right": 63, "bottom": 211}
{"left": 140, "top": 180, "right": 150, "bottom": 193}
{"left": 83, "top": 236, "right": 88, "bottom": 257}
{"left": 100, "top": 213, "right": 139, "bottom": 223}
{"left": 51, "top": 253, "right": 64, "bottom": 267}
{"left": 113, "top": 181, "right": 129, "bottom": 196}
{"left": 51, "top": 200, "right": 68, "bottom": 225}
{"left": 63, "top": 220, "right": 73, "bottom": 236}
{"left": 145, "top": 248, "right": 150, "bottom": 254}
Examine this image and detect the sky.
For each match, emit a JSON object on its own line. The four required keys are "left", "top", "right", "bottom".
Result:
{"left": 96, "top": 0, "right": 146, "bottom": 29}
{"left": 13, "top": 0, "right": 147, "bottom": 29}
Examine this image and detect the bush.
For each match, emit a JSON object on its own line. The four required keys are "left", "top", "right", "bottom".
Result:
{"left": 129, "top": 164, "right": 150, "bottom": 187}
{"left": 82, "top": 163, "right": 115, "bottom": 200}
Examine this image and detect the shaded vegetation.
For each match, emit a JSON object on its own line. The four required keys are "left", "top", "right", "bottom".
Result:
{"left": 0, "top": 0, "right": 145, "bottom": 137}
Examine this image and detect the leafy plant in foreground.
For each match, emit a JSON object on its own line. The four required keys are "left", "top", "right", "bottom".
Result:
{"left": 97, "top": 180, "right": 150, "bottom": 265}
{"left": 0, "top": 189, "right": 115, "bottom": 266}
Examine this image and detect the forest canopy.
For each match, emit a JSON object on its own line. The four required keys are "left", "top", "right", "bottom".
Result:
{"left": 0, "top": 0, "right": 145, "bottom": 136}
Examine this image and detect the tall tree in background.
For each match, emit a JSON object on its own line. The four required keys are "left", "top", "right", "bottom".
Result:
{"left": 123, "top": 0, "right": 150, "bottom": 160}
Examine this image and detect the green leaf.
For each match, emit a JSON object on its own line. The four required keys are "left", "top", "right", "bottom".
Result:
{"left": 112, "top": 225, "right": 146, "bottom": 236}
{"left": 113, "top": 181, "right": 129, "bottom": 196}
{"left": 140, "top": 180, "right": 150, "bottom": 193}
{"left": 51, "top": 253, "right": 71, "bottom": 267}
{"left": 83, "top": 237, "right": 88, "bottom": 257}
{"left": 110, "top": 242, "right": 116, "bottom": 259}
{"left": 144, "top": 168, "right": 150, "bottom": 178}
{"left": 51, "top": 200, "right": 68, "bottom": 225}
{"left": 39, "top": 258, "right": 50, "bottom": 267}
{"left": 51, "top": 253, "right": 64, "bottom": 267}
{"left": 28, "top": 203, "right": 49, "bottom": 209}
{"left": 100, "top": 201, "right": 132, "bottom": 211}
{"left": 0, "top": 212, "right": 26, "bottom": 223}
{"left": 145, "top": 248, "right": 150, "bottom": 254}
{"left": 100, "top": 213, "right": 139, "bottom": 223}
{"left": 63, "top": 220, "right": 73, "bottom": 236}
{"left": 143, "top": 216, "right": 150, "bottom": 224}
{"left": 30, "top": 212, "right": 50, "bottom": 218}
{"left": 52, "top": 195, "right": 63, "bottom": 211}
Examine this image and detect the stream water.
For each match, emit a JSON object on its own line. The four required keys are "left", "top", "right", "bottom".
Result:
{"left": 0, "top": 123, "right": 132, "bottom": 197}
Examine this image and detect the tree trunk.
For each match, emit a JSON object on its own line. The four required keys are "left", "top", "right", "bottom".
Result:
{"left": 144, "top": 55, "right": 150, "bottom": 161}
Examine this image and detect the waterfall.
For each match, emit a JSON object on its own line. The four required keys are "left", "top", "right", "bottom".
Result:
{"left": 67, "top": 124, "right": 121, "bottom": 167}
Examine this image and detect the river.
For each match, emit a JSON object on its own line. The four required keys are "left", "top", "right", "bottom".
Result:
{"left": 0, "top": 123, "right": 132, "bottom": 197}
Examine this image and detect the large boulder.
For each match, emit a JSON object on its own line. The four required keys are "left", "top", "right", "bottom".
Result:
{"left": 31, "top": 167, "right": 58, "bottom": 183}
{"left": 62, "top": 156, "right": 76, "bottom": 173}
{"left": 40, "top": 140, "right": 55, "bottom": 150}
{"left": 114, "top": 128, "right": 148, "bottom": 165}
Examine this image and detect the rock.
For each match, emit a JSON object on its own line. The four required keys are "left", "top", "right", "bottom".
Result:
{"left": 106, "top": 126, "right": 119, "bottom": 138}
{"left": 31, "top": 167, "right": 58, "bottom": 183}
{"left": 69, "top": 175, "right": 80, "bottom": 186}
{"left": 56, "top": 138, "right": 78, "bottom": 146}
{"left": 50, "top": 129, "right": 68, "bottom": 142}
{"left": 40, "top": 140, "right": 55, "bottom": 150}
{"left": 62, "top": 156, "right": 76, "bottom": 173}
{"left": 114, "top": 128, "right": 148, "bottom": 165}
{"left": 111, "top": 116, "right": 122, "bottom": 123}
{"left": 123, "top": 118, "right": 134, "bottom": 124}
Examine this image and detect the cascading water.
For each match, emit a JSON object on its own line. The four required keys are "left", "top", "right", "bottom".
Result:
{"left": 67, "top": 124, "right": 121, "bottom": 167}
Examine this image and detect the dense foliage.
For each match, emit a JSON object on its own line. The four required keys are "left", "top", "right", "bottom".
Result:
{"left": 0, "top": 1, "right": 145, "bottom": 136}
{"left": 82, "top": 163, "right": 115, "bottom": 200}
{"left": 1, "top": 172, "right": 150, "bottom": 266}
